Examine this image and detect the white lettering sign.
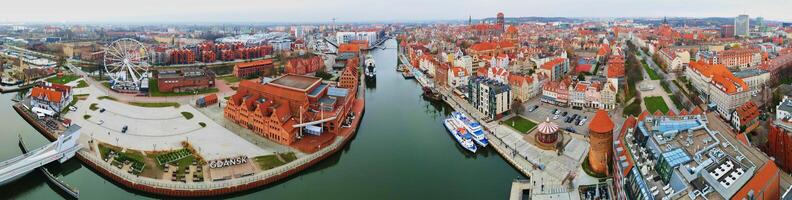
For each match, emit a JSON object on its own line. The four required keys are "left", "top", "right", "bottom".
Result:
{"left": 208, "top": 156, "right": 249, "bottom": 169}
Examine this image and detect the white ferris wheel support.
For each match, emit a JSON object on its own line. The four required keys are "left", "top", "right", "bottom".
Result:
{"left": 103, "top": 38, "right": 150, "bottom": 90}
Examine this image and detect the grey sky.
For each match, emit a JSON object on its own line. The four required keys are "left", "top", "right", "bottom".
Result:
{"left": 1, "top": 0, "right": 790, "bottom": 23}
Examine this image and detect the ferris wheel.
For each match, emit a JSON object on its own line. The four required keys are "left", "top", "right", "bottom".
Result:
{"left": 103, "top": 38, "right": 150, "bottom": 91}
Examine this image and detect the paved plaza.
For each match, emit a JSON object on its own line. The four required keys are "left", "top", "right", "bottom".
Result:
{"left": 66, "top": 84, "right": 275, "bottom": 160}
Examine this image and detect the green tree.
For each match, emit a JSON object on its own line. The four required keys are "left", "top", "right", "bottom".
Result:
{"left": 511, "top": 99, "right": 524, "bottom": 115}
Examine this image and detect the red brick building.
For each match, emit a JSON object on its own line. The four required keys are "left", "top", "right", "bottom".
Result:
{"left": 224, "top": 72, "right": 358, "bottom": 146}
{"left": 284, "top": 56, "right": 323, "bottom": 75}
{"left": 233, "top": 59, "right": 274, "bottom": 78}
{"left": 766, "top": 122, "right": 792, "bottom": 173}
{"left": 156, "top": 68, "right": 215, "bottom": 92}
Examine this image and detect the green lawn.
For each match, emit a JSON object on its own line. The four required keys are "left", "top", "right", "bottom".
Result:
{"left": 219, "top": 75, "right": 241, "bottom": 83}
{"left": 254, "top": 152, "right": 298, "bottom": 170}
{"left": 128, "top": 102, "right": 180, "bottom": 108}
{"left": 97, "top": 96, "right": 117, "bottom": 101}
{"left": 669, "top": 95, "right": 684, "bottom": 110}
{"left": 503, "top": 116, "right": 537, "bottom": 133}
{"left": 46, "top": 74, "right": 80, "bottom": 84}
{"left": 59, "top": 96, "right": 79, "bottom": 115}
{"left": 75, "top": 80, "right": 89, "bottom": 88}
{"left": 644, "top": 96, "right": 670, "bottom": 113}
{"left": 643, "top": 63, "right": 661, "bottom": 80}
{"left": 181, "top": 112, "right": 193, "bottom": 120}
{"left": 660, "top": 81, "right": 672, "bottom": 94}
{"left": 623, "top": 101, "right": 642, "bottom": 117}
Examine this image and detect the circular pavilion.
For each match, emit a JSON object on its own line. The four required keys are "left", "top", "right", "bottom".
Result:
{"left": 535, "top": 118, "right": 560, "bottom": 150}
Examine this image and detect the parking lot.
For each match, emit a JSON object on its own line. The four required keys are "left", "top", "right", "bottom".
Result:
{"left": 520, "top": 97, "right": 595, "bottom": 136}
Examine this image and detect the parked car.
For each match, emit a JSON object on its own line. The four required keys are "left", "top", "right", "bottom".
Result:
{"left": 565, "top": 127, "right": 577, "bottom": 133}
{"left": 578, "top": 119, "right": 588, "bottom": 126}
{"left": 554, "top": 109, "right": 561, "bottom": 115}
{"left": 121, "top": 125, "right": 128, "bottom": 133}
{"left": 553, "top": 114, "right": 560, "bottom": 120}
{"left": 572, "top": 114, "right": 578, "bottom": 120}
{"left": 69, "top": 106, "right": 77, "bottom": 111}
{"left": 575, "top": 119, "right": 581, "bottom": 125}
{"left": 530, "top": 105, "right": 539, "bottom": 112}
{"left": 561, "top": 111, "right": 568, "bottom": 117}
{"left": 97, "top": 120, "right": 104, "bottom": 125}
{"left": 100, "top": 108, "right": 106, "bottom": 113}
{"left": 551, "top": 109, "right": 558, "bottom": 115}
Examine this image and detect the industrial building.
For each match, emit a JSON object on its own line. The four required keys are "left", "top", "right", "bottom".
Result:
{"left": 155, "top": 68, "right": 215, "bottom": 93}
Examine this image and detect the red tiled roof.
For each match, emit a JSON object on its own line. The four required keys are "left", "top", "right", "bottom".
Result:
{"left": 589, "top": 110, "right": 614, "bottom": 133}
{"left": 732, "top": 162, "right": 780, "bottom": 200}
{"left": 541, "top": 58, "right": 566, "bottom": 70}
{"left": 31, "top": 87, "right": 63, "bottom": 102}
{"left": 735, "top": 101, "right": 760, "bottom": 123}
{"left": 690, "top": 107, "right": 703, "bottom": 115}
{"left": 688, "top": 61, "right": 748, "bottom": 94}
{"left": 638, "top": 111, "right": 650, "bottom": 121}
{"left": 236, "top": 59, "right": 273, "bottom": 69}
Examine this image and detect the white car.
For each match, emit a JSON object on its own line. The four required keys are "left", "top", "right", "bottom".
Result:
{"left": 69, "top": 106, "right": 77, "bottom": 111}
{"left": 553, "top": 114, "right": 560, "bottom": 120}
{"left": 578, "top": 119, "right": 587, "bottom": 126}
{"left": 97, "top": 120, "right": 104, "bottom": 125}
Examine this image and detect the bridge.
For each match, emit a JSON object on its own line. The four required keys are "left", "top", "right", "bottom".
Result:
{"left": 0, "top": 125, "right": 82, "bottom": 186}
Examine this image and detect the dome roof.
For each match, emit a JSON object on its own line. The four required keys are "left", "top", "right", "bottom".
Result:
{"left": 537, "top": 118, "right": 559, "bottom": 134}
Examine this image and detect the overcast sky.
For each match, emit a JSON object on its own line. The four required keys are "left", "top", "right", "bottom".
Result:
{"left": 1, "top": 0, "right": 790, "bottom": 23}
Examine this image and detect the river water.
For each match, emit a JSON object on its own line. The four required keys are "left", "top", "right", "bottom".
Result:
{"left": 0, "top": 39, "right": 523, "bottom": 199}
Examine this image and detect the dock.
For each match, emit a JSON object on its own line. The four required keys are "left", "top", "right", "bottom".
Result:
{"left": 17, "top": 134, "right": 80, "bottom": 199}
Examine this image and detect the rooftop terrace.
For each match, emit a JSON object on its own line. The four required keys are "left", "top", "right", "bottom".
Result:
{"left": 269, "top": 74, "right": 322, "bottom": 91}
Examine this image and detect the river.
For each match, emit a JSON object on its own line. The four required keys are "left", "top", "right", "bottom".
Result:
{"left": 0, "top": 39, "right": 523, "bottom": 199}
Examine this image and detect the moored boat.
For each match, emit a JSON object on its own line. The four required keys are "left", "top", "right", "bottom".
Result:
{"left": 443, "top": 118, "right": 477, "bottom": 153}
{"left": 452, "top": 112, "right": 489, "bottom": 147}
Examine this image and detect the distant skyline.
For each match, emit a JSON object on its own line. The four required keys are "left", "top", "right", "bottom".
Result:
{"left": 1, "top": 0, "right": 790, "bottom": 23}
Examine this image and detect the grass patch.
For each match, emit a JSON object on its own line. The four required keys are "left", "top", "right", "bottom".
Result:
{"left": 582, "top": 156, "right": 608, "bottom": 178}
{"left": 46, "top": 74, "right": 79, "bottom": 84}
{"left": 181, "top": 112, "right": 194, "bottom": 120}
{"left": 83, "top": 115, "right": 91, "bottom": 120}
{"left": 154, "top": 149, "right": 192, "bottom": 166}
{"left": 89, "top": 103, "right": 99, "bottom": 111}
{"left": 101, "top": 82, "right": 112, "bottom": 89}
{"left": 623, "top": 101, "right": 642, "bottom": 116}
{"left": 660, "top": 81, "right": 672, "bottom": 94}
{"left": 643, "top": 62, "right": 661, "bottom": 80}
{"left": 644, "top": 96, "right": 670, "bottom": 113}
{"left": 128, "top": 102, "right": 180, "bottom": 108}
{"left": 669, "top": 95, "right": 684, "bottom": 110}
{"left": 199, "top": 122, "right": 206, "bottom": 127}
{"left": 219, "top": 75, "right": 241, "bottom": 83}
{"left": 98, "top": 143, "right": 146, "bottom": 174}
{"left": 503, "top": 116, "right": 537, "bottom": 133}
{"left": 59, "top": 96, "right": 79, "bottom": 115}
{"left": 253, "top": 152, "right": 298, "bottom": 170}
{"left": 75, "top": 80, "right": 89, "bottom": 88}
{"left": 98, "top": 96, "right": 117, "bottom": 101}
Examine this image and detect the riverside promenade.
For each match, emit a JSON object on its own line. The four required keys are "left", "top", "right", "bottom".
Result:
{"left": 14, "top": 95, "right": 365, "bottom": 197}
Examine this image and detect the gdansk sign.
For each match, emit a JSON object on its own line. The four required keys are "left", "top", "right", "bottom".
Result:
{"left": 208, "top": 156, "right": 249, "bottom": 169}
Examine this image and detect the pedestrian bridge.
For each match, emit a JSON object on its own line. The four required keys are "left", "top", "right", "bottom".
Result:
{"left": 0, "top": 125, "right": 82, "bottom": 185}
